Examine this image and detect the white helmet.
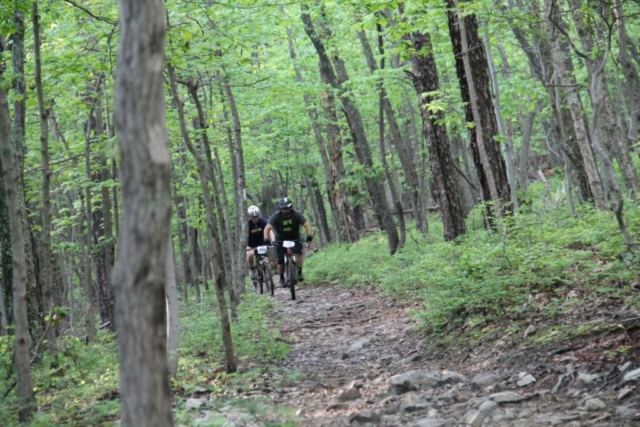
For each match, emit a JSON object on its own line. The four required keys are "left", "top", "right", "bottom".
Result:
{"left": 247, "top": 205, "right": 260, "bottom": 217}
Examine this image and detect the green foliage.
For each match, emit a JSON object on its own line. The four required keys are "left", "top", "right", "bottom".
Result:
{"left": 0, "top": 291, "right": 290, "bottom": 426}
{"left": 179, "top": 291, "right": 289, "bottom": 383}
{"left": 306, "top": 189, "right": 640, "bottom": 332}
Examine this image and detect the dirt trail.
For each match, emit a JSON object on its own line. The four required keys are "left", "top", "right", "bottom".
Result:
{"left": 272, "top": 283, "right": 420, "bottom": 425}
{"left": 188, "top": 283, "right": 640, "bottom": 426}
{"left": 267, "top": 283, "right": 640, "bottom": 426}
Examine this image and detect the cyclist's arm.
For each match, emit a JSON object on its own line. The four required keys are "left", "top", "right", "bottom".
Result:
{"left": 303, "top": 221, "right": 312, "bottom": 238}
{"left": 264, "top": 223, "right": 273, "bottom": 241}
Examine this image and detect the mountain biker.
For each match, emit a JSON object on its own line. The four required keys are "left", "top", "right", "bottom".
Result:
{"left": 263, "top": 197, "right": 313, "bottom": 286}
{"left": 246, "top": 205, "right": 272, "bottom": 279}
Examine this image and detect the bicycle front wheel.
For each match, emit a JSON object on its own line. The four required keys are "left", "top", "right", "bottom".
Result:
{"left": 286, "top": 255, "right": 297, "bottom": 300}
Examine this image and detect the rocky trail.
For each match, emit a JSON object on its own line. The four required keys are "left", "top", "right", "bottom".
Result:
{"left": 186, "top": 283, "right": 640, "bottom": 426}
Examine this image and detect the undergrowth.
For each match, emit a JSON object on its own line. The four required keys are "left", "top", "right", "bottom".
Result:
{"left": 0, "top": 292, "right": 289, "bottom": 426}
{"left": 306, "top": 193, "right": 640, "bottom": 334}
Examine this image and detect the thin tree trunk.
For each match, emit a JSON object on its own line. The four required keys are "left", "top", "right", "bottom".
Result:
{"left": 220, "top": 70, "right": 248, "bottom": 300}
{"left": 285, "top": 22, "right": 338, "bottom": 242}
{"left": 188, "top": 86, "right": 236, "bottom": 311}
{"left": 175, "top": 193, "right": 190, "bottom": 301}
{"left": 319, "top": 74, "right": 358, "bottom": 243}
{"left": 482, "top": 26, "right": 519, "bottom": 210}
{"left": 112, "top": 1, "right": 174, "bottom": 425}
{"left": 183, "top": 195, "right": 202, "bottom": 303}
{"left": 93, "top": 87, "right": 115, "bottom": 330}
{"left": 546, "top": 0, "right": 606, "bottom": 209}
{"left": 167, "top": 58, "right": 236, "bottom": 373}
{"left": 79, "top": 192, "right": 97, "bottom": 342}
{"left": 0, "top": 47, "right": 35, "bottom": 422}
{"left": 357, "top": 25, "right": 424, "bottom": 233}
{"left": 505, "top": 0, "right": 593, "bottom": 202}
{"left": 614, "top": 1, "right": 640, "bottom": 146}
{"left": 568, "top": 0, "right": 640, "bottom": 200}
{"left": 165, "top": 234, "right": 179, "bottom": 379}
{"left": 33, "top": 1, "right": 58, "bottom": 359}
{"left": 0, "top": 169, "right": 10, "bottom": 333}
{"left": 301, "top": 6, "right": 399, "bottom": 253}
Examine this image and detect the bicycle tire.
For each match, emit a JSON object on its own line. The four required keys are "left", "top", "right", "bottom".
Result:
{"left": 260, "top": 264, "right": 267, "bottom": 294}
{"left": 264, "top": 262, "right": 274, "bottom": 296}
{"left": 287, "top": 255, "right": 297, "bottom": 300}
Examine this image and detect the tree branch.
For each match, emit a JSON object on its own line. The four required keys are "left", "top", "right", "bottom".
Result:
{"left": 62, "top": 0, "right": 117, "bottom": 26}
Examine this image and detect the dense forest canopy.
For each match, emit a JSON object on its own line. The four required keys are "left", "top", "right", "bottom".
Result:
{"left": 1, "top": 0, "right": 640, "bottom": 424}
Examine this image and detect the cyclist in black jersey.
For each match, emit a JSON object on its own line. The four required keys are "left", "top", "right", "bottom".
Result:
{"left": 263, "top": 197, "right": 313, "bottom": 286}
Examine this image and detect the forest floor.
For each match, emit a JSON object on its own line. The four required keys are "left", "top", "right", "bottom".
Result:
{"left": 184, "top": 281, "right": 640, "bottom": 426}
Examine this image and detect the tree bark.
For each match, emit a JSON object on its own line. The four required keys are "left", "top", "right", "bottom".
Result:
{"left": 112, "top": 1, "right": 174, "bottom": 425}
{"left": 482, "top": 26, "right": 519, "bottom": 210}
{"left": 167, "top": 59, "right": 236, "bottom": 373}
{"left": 165, "top": 234, "right": 179, "bottom": 379}
{"left": 408, "top": 31, "right": 467, "bottom": 241}
{"left": 614, "top": 1, "right": 640, "bottom": 146}
{"left": 33, "top": 1, "right": 58, "bottom": 359}
{"left": 301, "top": 5, "right": 399, "bottom": 253}
{"left": 546, "top": 0, "right": 606, "bottom": 209}
{"left": 567, "top": 0, "right": 640, "bottom": 200}
{"left": 447, "top": 0, "right": 511, "bottom": 219}
{"left": 504, "top": 0, "right": 593, "bottom": 202}
{"left": 219, "top": 72, "right": 248, "bottom": 302}
{"left": 0, "top": 44, "right": 35, "bottom": 422}
{"left": 92, "top": 84, "right": 115, "bottom": 330}
{"left": 357, "top": 25, "right": 424, "bottom": 233}
{"left": 285, "top": 22, "right": 338, "bottom": 242}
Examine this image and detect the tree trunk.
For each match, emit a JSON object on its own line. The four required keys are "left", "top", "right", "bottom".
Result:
{"left": 357, "top": 25, "right": 424, "bottom": 233}
{"left": 165, "top": 234, "right": 179, "bottom": 379}
{"left": 219, "top": 72, "right": 248, "bottom": 301}
{"left": 92, "top": 89, "right": 115, "bottom": 330}
{"left": 184, "top": 197, "right": 202, "bottom": 303}
{"left": 504, "top": 0, "right": 593, "bottom": 202}
{"left": 301, "top": 6, "right": 399, "bottom": 253}
{"left": 0, "top": 124, "right": 12, "bottom": 335}
{"left": 319, "top": 74, "right": 358, "bottom": 243}
{"left": 188, "top": 83, "right": 238, "bottom": 313}
{"left": 546, "top": 0, "right": 606, "bottom": 209}
{"left": 482, "top": 26, "right": 519, "bottom": 210}
{"left": 408, "top": 31, "right": 467, "bottom": 241}
{"left": 175, "top": 195, "right": 190, "bottom": 301}
{"left": 285, "top": 22, "right": 338, "bottom": 242}
{"left": 112, "top": 1, "right": 174, "bottom": 425}
{"left": 11, "top": 10, "right": 27, "bottom": 176}
{"left": 447, "top": 0, "right": 511, "bottom": 219}
{"left": 79, "top": 192, "right": 97, "bottom": 342}
{"left": 33, "top": 1, "right": 58, "bottom": 359}
{"left": 615, "top": 1, "right": 640, "bottom": 147}
{"left": 167, "top": 59, "right": 236, "bottom": 373}
{"left": 0, "top": 47, "right": 35, "bottom": 422}
{"left": 568, "top": 0, "right": 640, "bottom": 200}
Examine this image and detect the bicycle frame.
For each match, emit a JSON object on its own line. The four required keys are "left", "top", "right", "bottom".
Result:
{"left": 252, "top": 245, "right": 273, "bottom": 295}
{"left": 273, "top": 239, "right": 303, "bottom": 300}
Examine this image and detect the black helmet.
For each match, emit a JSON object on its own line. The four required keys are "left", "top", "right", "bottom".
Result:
{"left": 277, "top": 197, "right": 293, "bottom": 209}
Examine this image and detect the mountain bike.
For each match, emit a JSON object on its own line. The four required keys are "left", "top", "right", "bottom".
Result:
{"left": 273, "top": 239, "right": 303, "bottom": 300}
{"left": 252, "top": 245, "right": 274, "bottom": 296}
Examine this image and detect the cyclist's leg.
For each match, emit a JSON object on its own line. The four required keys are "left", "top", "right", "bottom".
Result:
{"left": 246, "top": 247, "right": 255, "bottom": 268}
{"left": 293, "top": 242, "right": 304, "bottom": 280}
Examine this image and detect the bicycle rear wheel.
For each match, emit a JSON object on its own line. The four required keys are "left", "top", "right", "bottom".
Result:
{"left": 259, "top": 264, "right": 267, "bottom": 294}
{"left": 263, "top": 263, "right": 274, "bottom": 296}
